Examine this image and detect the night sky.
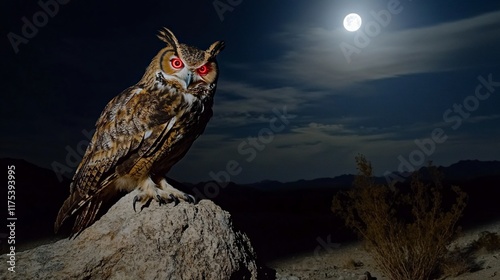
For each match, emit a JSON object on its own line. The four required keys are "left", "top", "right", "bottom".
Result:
{"left": 2, "top": 0, "right": 500, "bottom": 184}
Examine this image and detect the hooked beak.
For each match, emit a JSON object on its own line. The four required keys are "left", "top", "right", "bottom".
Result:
{"left": 184, "top": 72, "right": 193, "bottom": 88}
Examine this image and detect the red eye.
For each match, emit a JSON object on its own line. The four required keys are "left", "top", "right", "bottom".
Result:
{"left": 170, "top": 58, "right": 184, "bottom": 69}
{"left": 197, "top": 64, "right": 210, "bottom": 76}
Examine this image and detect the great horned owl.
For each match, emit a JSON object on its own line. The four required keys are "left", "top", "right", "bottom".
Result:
{"left": 54, "top": 28, "right": 224, "bottom": 237}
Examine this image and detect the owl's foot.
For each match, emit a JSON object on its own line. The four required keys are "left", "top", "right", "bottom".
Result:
{"left": 133, "top": 178, "right": 195, "bottom": 212}
{"left": 155, "top": 194, "right": 181, "bottom": 206}
{"left": 155, "top": 180, "right": 196, "bottom": 205}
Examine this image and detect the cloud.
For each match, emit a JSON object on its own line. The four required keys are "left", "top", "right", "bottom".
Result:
{"left": 216, "top": 80, "right": 323, "bottom": 112}
{"left": 303, "top": 122, "right": 351, "bottom": 134}
{"left": 212, "top": 79, "right": 327, "bottom": 127}
{"left": 271, "top": 10, "right": 500, "bottom": 90}
{"left": 465, "top": 114, "right": 500, "bottom": 124}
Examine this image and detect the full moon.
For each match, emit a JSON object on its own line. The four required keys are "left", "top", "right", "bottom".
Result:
{"left": 343, "top": 13, "right": 362, "bottom": 32}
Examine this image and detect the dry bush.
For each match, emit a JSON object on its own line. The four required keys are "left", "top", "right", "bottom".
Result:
{"left": 332, "top": 155, "right": 468, "bottom": 280}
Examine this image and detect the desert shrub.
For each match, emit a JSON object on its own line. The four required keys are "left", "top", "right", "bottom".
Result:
{"left": 332, "top": 155, "right": 468, "bottom": 280}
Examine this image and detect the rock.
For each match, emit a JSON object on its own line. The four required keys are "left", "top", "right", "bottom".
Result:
{"left": 2, "top": 191, "right": 260, "bottom": 279}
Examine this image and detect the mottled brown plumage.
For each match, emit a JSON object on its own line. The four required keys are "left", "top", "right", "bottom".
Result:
{"left": 54, "top": 28, "right": 224, "bottom": 237}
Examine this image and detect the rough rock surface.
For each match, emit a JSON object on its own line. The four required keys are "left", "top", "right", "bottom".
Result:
{"left": 2, "top": 191, "right": 259, "bottom": 279}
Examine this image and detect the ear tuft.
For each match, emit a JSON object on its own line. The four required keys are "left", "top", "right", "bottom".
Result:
{"left": 157, "top": 27, "right": 180, "bottom": 49}
{"left": 207, "top": 41, "right": 225, "bottom": 58}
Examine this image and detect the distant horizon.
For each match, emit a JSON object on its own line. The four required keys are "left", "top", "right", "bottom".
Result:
{"left": 3, "top": 156, "right": 499, "bottom": 186}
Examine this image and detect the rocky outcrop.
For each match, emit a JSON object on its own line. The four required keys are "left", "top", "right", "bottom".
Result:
{"left": 2, "top": 191, "right": 259, "bottom": 279}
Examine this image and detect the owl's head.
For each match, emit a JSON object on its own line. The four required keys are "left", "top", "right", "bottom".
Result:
{"left": 149, "top": 28, "right": 224, "bottom": 92}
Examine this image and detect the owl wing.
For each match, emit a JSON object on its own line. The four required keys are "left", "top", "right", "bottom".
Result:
{"left": 55, "top": 86, "right": 176, "bottom": 237}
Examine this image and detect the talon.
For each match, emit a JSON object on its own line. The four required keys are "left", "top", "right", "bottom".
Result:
{"left": 169, "top": 194, "right": 180, "bottom": 205}
{"left": 133, "top": 195, "right": 140, "bottom": 212}
{"left": 142, "top": 198, "right": 153, "bottom": 211}
{"left": 185, "top": 194, "right": 196, "bottom": 204}
{"left": 157, "top": 195, "right": 167, "bottom": 206}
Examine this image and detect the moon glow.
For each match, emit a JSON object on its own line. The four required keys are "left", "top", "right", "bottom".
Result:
{"left": 343, "top": 13, "right": 362, "bottom": 32}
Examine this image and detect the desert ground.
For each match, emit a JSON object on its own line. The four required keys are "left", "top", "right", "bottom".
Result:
{"left": 269, "top": 220, "right": 500, "bottom": 280}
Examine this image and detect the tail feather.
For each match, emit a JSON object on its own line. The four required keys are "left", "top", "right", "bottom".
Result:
{"left": 54, "top": 189, "right": 110, "bottom": 238}
{"left": 70, "top": 198, "right": 103, "bottom": 238}
{"left": 54, "top": 190, "right": 82, "bottom": 234}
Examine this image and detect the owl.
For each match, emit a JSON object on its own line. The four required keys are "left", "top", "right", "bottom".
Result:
{"left": 54, "top": 28, "right": 224, "bottom": 237}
